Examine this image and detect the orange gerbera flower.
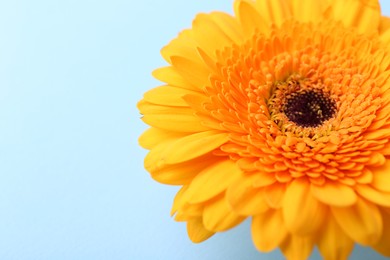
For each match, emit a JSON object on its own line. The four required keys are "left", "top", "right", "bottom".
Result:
{"left": 138, "top": 0, "right": 390, "bottom": 259}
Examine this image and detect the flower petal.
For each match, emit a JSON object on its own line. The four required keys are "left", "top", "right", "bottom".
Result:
{"left": 171, "top": 56, "right": 211, "bottom": 89}
{"left": 332, "top": 197, "right": 383, "bottom": 245}
{"left": 138, "top": 101, "right": 209, "bottom": 133}
{"left": 160, "top": 29, "right": 197, "bottom": 63}
{"left": 209, "top": 12, "right": 244, "bottom": 44}
{"left": 203, "top": 196, "right": 246, "bottom": 232}
{"left": 283, "top": 178, "right": 327, "bottom": 235}
{"left": 226, "top": 174, "right": 269, "bottom": 216}
{"left": 355, "top": 184, "right": 390, "bottom": 207}
{"left": 252, "top": 172, "right": 276, "bottom": 187}
{"left": 280, "top": 235, "right": 315, "bottom": 260}
{"left": 291, "top": 0, "right": 327, "bottom": 23}
{"left": 263, "top": 183, "right": 286, "bottom": 208}
{"left": 234, "top": 0, "right": 268, "bottom": 35}
{"left": 143, "top": 85, "right": 199, "bottom": 107}
{"left": 150, "top": 156, "right": 216, "bottom": 185}
{"left": 372, "top": 209, "right": 390, "bottom": 256}
{"left": 226, "top": 175, "right": 269, "bottom": 216}
{"left": 371, "top": 160, "right": 390, "bottom": 192}
{"left": 184, "top": 160, "right": 241, "bottom": 203}
{"left": 187, "top": 217, "right": 215, "bottom": 243}
{"left": 152, "top": 66, "right": 200, "bottom": 91}
{"left": 171, "top": 186, "right": 189, "bottom": 216}
{"left": 192, "top": 13, "right": 234, "bottom": 58}
{"left": 329, "top": 0, "right": 381, "bottom": 35}
{"left": 139, "top": 128, "right": 184, "bottom": 149}
{"left": 164, "top": 131, "right": 228, "bottom": 164}
{"left": 311, "top": 181, "right": 357, "bottom": 206}
{"left": 254, "top": 0, "right": 292, "bottom": 27}
{"left": 251, "top": 209, "right": 288, "bottom": 252}
{"left": 317, "top": 216, "right": 355, "bottom": 260}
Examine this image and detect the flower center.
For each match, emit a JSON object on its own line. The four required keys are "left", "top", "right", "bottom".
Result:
{"left": 282, "top": 89, "right": 337, "bottom": 128}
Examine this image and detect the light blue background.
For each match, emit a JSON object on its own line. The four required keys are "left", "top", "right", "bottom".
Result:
{"left": 0, "top": 0, "right": 389, "bottom": 259}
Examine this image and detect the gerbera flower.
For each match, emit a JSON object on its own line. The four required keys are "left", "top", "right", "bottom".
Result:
{"left": 138, "top": 0, "right": 390, "bottom": 259}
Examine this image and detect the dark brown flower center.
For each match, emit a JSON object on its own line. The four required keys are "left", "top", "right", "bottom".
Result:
{"left": 282, "top": 90, "right": 336, "bottom": 127}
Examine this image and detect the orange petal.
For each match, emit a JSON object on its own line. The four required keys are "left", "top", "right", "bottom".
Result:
{"left": 151, "top": 156, "right": 215, "bottom": 185}
{"left": 192, "top": 13, "right": 233, "bottom": 58}
{"left": 371, "top": 160, "right": 390, "bottom": 192}
{"left": 143, "top": 85, "right": 199, "bottom": 107}
{"left": 252, "top": 171, "right": 276, "bottom": 187}
{"left": 203, "top": 196, "right": 246, "bottom": 232}
{"left": 187, "top": 217, "right": 215, "bottom": 243}
{"left": 372, "top": 209, "right": 390, "bottom": 256}
{"left": 209, "top": 11, "right": 244, "bottom": 44}
{"left": 152, "top": 66, "right": 200, "bottom": 91}
{"left": 317, "top": 215, "right": 354, "bottom": 260}
{"left": 142, "top": 113, "right": 209, "bottom": 133}
{"left": 329, "top": 0, "right": 381, "bottom": 35}
{"left": 283, "top": 179, "right": 326, "bottom": 235}
{"left": 291, "top": 0, "right": 327, "bottom": 23}
{"left": 226, "top": 174, "right": 269, "bottom": 216}
{"left": 331, "top": 197, "right": 383, "bottom": 245}
{"left": 311, "top": 181, "right": 357, "bottom": 206}
{"left": 280, "top": 235, "right": 315, "bottom": 260}
{"left": 163, "top": 131, "right": 227, "bottom": 164}
{"left": 160, "top": 29, "right": 197, "bottom": 63}
{"left": 170, "top": 56, "right": 210, "bottom": 89}
{"left": 234, "top": 0, "right": 268, "bottom": 35}
{"left": 184, "top": 160, "right": 241, "bottom": 203}
{"left": 138, "top": 127, "right": 184, "bottom": 149}
{"left": 171, "top": 186, "right": 189, "bottom": 216}
{"left": 144, "top": 140, "right": 172, "bottom": 173}
{"left": 263, "top": 183, "right": 286, "bottom": 208}
{"left": 254, "top": 0, "right": 292, "bottom": 27}
{"left": 355, "top": 184, "right": 390, "bottom": 207}
{"left": 251, "top": 209, "right": 288, "bottom": 252}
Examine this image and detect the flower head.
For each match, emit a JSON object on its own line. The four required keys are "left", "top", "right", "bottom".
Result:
{"left": 138, "top": 0, "right": 390, "bottom": 259}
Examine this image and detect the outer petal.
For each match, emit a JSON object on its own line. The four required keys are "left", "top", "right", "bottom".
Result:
{"left": 251, "top": 209, "right": 288, "bottom": 252}
{"left": 331, "top": 197, "right": 383, "bottom": 245}
{"left": 283, "top": 178, "right": 327, "bottom": 235}
{"left": 372, "top": 208, "right": 390, "bottom": 256}
{"left": 318, "top": 216, "right": 355, "bottom": 260}
{"left": 139, "top": 128, "right": 185, "bottom": 149}
{"left": 263, "top": 183, "right": 286, "bottom": 208}
{"left": 187, "top": 217, "right": 215, "bottom": 243}
{"left": 254, "top": 0, "right": 292, "bottom": 27}
{"left": 143, "top": 85, "right": 200, "bottom": 107}
{"left": 163, "top": 131, "right": 228, "bottom": 164}
{"left": 150, "top": 156, "right": 216, "bottom": 185}
{"left": 171, "top": 185, "right": 189, "bottom": 216}
{"left": 139, "top": 101, "right": 208, "bottom": 133}
{"left": 379, "top": 16, "right": 390, "bottom": 44}
{"left": 234, "top": 0, "right": 268, "bottom": 35}
{"left": 226, "top": 173, "right": 269, "bottom": 216}
{"left": 152, "top": 66, "right": 201, "bottom": 91}
{"left": 183, "top": 160, "right": 241, "bottom": 203}
{"left": 160, "top": 29, "right": 198, "bottom": 64}
{"left": 355, "top": 184, "right": 390, "bottom": 207}
{"left": 371, "top": 160, "right": 390, "bottom": 192}
{"left": 291, "top": 0, "right": 328, "bottom": 23}
{"left": 311, "top": 181, "right": 357, "bottom": 206}
{"left": 280, "top": 235, "right": 315, "bottom": 260}
{"left": 170, "top": 56, "right": 211, "bottom": 89}
{"left": 209, "top": 12, "right": 244, "bottom": 45}
{"left": 203, "top": 196, "right": 246, "bottom": 232}
{"left": 328, "top": 0, "right": 381, "bottom": 35}
{"left": 192, "top": 13, "right": 236, "bottom": 58}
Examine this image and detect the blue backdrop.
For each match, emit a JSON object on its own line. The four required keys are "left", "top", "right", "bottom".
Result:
{"left": 0, "top": 0, "right": 389, "bottom": 259}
